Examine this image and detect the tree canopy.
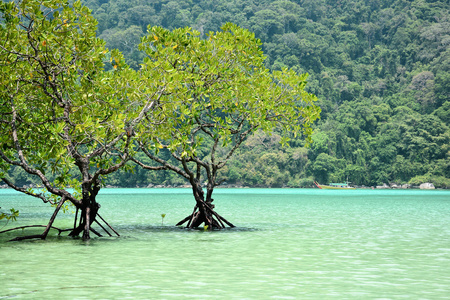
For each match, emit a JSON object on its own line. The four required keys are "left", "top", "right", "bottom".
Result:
{"left": 131, "top": 23, "right": 319, "bottom": 228}
{"left": 0, "top": 0, "right": 151, "bottom": 239}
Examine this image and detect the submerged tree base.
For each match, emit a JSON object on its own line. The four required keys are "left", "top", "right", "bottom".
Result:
{"left": 176, "top": 200, "right": 235, "bottom": 229}
{"left": 0, "top": 202, "right": 120, "bottom": 241}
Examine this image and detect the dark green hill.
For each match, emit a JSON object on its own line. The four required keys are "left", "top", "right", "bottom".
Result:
{"left": 7, "top": 0, "right": 448, "bottom": 188}
{"left": 78, "top": 0, "right": 450, "bottom": 188}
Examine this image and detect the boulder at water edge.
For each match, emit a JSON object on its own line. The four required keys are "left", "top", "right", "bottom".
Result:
{"left": 420, "top": 182, "right": 435, "bottom": 189}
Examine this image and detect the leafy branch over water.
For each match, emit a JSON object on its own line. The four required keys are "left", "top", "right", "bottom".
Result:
{"left": 0, "top": 208, "right": 19, "bottom": 230}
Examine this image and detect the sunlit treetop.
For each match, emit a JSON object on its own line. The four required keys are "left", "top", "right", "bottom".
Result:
{"left": 136, "top": 23, "right": 321, "bottom": 160}
{"left": 0, "top": 0, "right": 144, "bottom": 202}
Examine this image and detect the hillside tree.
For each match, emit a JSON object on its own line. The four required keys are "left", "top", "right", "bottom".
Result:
{"left": 0, "top": 0, "right": 154, "bottom": 240}
{"left": 132, "top": 23, "right": 320, "bottom": 229}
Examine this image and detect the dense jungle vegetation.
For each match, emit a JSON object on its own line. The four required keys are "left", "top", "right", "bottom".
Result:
{"left": 7, "top": 0, "right": 450, "bottom": 188}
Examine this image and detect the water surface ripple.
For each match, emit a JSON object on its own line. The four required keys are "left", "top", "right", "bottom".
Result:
{"left": 1, "top": 188, "right": 449, "bottom": 299}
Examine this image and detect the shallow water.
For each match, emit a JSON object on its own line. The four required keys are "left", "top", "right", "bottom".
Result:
{"left": 1, "top": 188, "right": 449, "bottom": 299}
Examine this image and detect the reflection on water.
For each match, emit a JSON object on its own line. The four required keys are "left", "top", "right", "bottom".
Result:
{"left": 1, "top": 189, "right": 450, "bottom": 299}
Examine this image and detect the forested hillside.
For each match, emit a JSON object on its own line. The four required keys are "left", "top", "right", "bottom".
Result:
{"left": 7, "top": 0, "right": 449, "bottom": 188}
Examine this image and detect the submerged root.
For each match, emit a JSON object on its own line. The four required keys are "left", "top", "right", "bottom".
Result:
{"left": 1, "top": 197, "right": 67, "bottom": 241}
{"left": 69, "top": 204, "right": 120, "bottom": 240}
{"left": 177, "top": 201, "right": 235, "bottom": 229}
{"left": 0, "top": 225, "right": 66, "bottom": 241}
{"left": 0, "top": 201, "right": 119, "bottom": 241}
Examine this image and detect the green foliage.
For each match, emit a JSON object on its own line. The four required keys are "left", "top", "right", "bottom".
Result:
{"left": 0, "top": 0, "right": 141, "bottom": 217}
{"left": 132, "top": 23, "right": 319, "bottom": 193}
{"left": 138, "top": 23, "right": 319, "bottom": 147}
{"left": 409, "top": 175, "right": 450, "bottom": 189}
{"left": 0, "top": 208, "right": 19, "bottom": 222}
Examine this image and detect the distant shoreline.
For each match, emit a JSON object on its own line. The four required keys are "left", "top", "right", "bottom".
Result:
{"left": 1, "top": 183, "right": 445, "bottom": 190}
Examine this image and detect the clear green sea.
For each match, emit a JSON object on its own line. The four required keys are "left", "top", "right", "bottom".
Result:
{"left": 1, "top": 188, "right": 449, "bottom": 299}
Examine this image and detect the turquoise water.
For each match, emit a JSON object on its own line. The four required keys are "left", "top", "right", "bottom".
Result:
{"left": 1, "top": 188, "right": 449, "bottom": 299}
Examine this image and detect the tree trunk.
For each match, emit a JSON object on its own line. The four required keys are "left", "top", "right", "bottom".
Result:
{"left": 176, "top": 183, "right": 235, "bottom": 229}
{"left": 1, "top": 189, "right": 119, "bottom": 241}
{"left": 69, "top": 200, "right": 101, "bottom": 239}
